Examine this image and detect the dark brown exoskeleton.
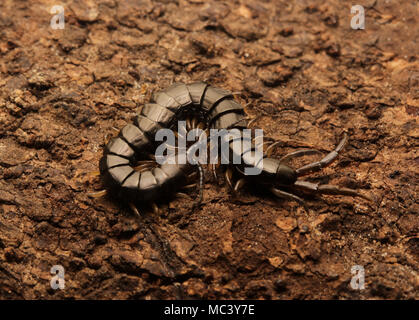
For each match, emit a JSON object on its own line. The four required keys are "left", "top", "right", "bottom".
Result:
{"left": 89, "top": 82, "right": 370, "bottom": 215}
{"left": 223, "top": 130, "right": 371, "bottom": 203}
{"left": 90, "top": 82, "right": 247, "bottom": 214}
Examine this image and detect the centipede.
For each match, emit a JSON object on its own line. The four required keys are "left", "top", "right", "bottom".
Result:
{"left": 89, "top": 82, "right": 370, "bottom": 216}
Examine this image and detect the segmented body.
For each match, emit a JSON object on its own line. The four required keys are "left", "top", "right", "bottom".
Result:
{"left": 100, "top": 82, "right": 256, "bottom": 204}
{"left": 99, "top": 82, "right": 369, "bottom": 207}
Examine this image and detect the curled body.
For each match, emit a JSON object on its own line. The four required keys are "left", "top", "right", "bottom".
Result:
{"left": 97, "top": 82, "right": 370, "bottom": 209}
{"left": 99, "top": 82, "right": 249, "bottom": 205}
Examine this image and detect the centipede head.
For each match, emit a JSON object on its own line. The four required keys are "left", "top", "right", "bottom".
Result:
{"left": 236, "top": 157, "right": 297, "bottom": 188}
{"left": 275, "top": 164, "right": 298, "bottom": 186}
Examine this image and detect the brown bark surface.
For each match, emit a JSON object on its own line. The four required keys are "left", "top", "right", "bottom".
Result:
{"left": 0, "top": 0, "right": 417, "bottom": 299}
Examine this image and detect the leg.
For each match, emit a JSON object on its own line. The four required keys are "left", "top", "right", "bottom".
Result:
{"left": 225, "top": 167, "right": 234, "bottom": 190}
{"left": 134, "top": 162, "right": 153, "bottom": 172}
{"left": 104, "top": 133, "right": 113, "bottom": 145}
{"left": 293, "top": 180, "right": 372, "bottom": 201}
{"left": 129, "top": 203, "right": 142, "bottom": 218}
{"left": 198, "top": 128, "right": 209, "bottom": 142}
{"left": 247, "top": 115, "right": 261, "bottom": 128}
{"left": 278, "top": 149, "right": 323, "bottom": 164}
{"left": 182, "top": 183, "right": 197, "bottom": 190}
{"left": 234, "top": 178, "right": 246, "bottom": 193}
{"left": 87, "top": 189, "right": 107, "bottom": 198}
{"left": 253, "top": 135, "right": 264, "bottom": 150}
{"left": 175, "top": 192, "right": 191, "bottom": 199}
{"left": 266, "top": 141, "right": 282, "bottom": 157}
{"left": 168, "top": 132, "right": 187, "bottom": 152}
{"left": 151, "top": 202, "right": 160, "bottom": 215}
{"left": 296, "top": 133, "right": 348, "bottom": 176}
{"left": 186, "top": 117, "right": 192, "bottom": 131}
{"left": 317, "top": 185, "right": 372, "bottom": 201}
{"left": 251, "top": 135, "right": 275, "bottom": 153}
{"left": 111, "top": 127, "right": 119, "bottom": 134}
{"left": 271, "top": 187, "right": 304, "bottom": 204}
{"left": 104, "top": 127, "right": 120, "bottom": 144}
{"left": 210, "top": 163, "right": 218, "bottom": 180}
{"left": 210, "top": 156, "right": 221, "bottom": 181}
{"left": 88, "top": 170, "right": 101, "bottom": 177}
{"left": 192, "top": 163, "right": 204, "bottom": 208}
{"left": 264, "top": 139, "right": 291, "bottom": 157}
{"left": 188, "top": 171, "right": 198, "bottom": 181}
{"left": 176, "top": 122, "right": 187, "bottom": 139}
{"left": 191, "top": 117, "right": 198, "bottom": 130}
